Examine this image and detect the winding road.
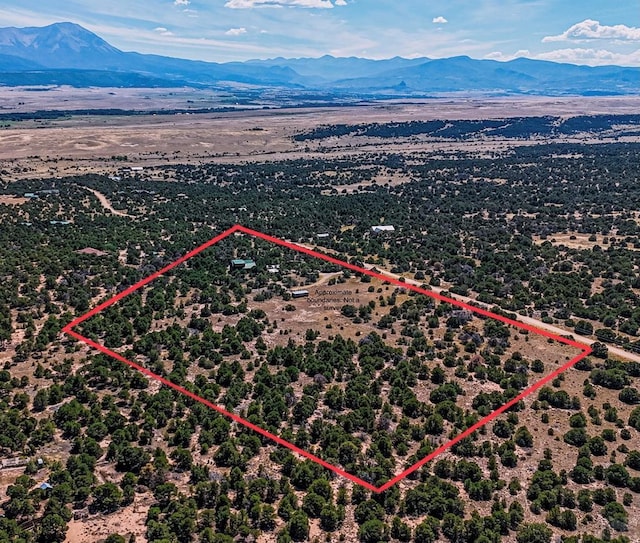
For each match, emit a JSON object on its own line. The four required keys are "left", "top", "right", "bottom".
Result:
{"left": 78, "top": 185, "right": 134, "bottom": 218}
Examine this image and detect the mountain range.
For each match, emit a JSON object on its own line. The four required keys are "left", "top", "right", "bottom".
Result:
{"left": 0, "top": 22, "right": 638, "bottom": 96}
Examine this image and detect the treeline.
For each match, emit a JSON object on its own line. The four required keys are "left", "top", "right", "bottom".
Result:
{"left": 293, "top": 115, "right": 640, "bottom": 141}
{"left": 0, "top": 106, "right": 241, "bottom": 123}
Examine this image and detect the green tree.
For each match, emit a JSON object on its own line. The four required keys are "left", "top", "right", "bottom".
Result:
{"left": 603, "top": 501, "right": 628, "bottom": 531}
{"left": 33, "top": 389, "right": 49, "bottom": 412}
{"left": 355, "top": 499, "right": 386, "bottom": 525}
{"left": 358, "top": 519, "right": 389, "bottom": 543}
{"left": 516, "top": 523, "right": 552, "bottom": 543}
{"left": 390, "top": 516, "right": 411, "bottom": 541}
{"left": 619, "top": 387, "right": 640, "bottom": 404}
{"left": 319, "top": 503, "right": 341, "bottom": 532}
{"left": 288, "top": 510, "right": 309, "bottom": 542}
{"left": 629, "top": 407, "right": 640, "bottom": 431}
{"left": 302, "top": 492, "right": 325, "bottom": 518}
{"left": 116, "top": 446, "right": 150, "bottom": 474}
{"left": 92, "top": 483, "right": 123, "bottom": 513}
{"left": 414, "top": 517, "right": 439, "bottom": 543}
{"left": 605, "top": 464, "right": 630, "bottom": 487}
{"left": 625, "top": 450, "right": 640, "bottom": 470}
{"left": 37, "top": 513, "right": 67, "bottom": 543}
{"left": 514, "top": 426, "right": 533, "bottom": 447}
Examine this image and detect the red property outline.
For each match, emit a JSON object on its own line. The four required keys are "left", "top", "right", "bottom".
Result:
{"left": 63, "top": 224, "right": 592, "bottom": 492}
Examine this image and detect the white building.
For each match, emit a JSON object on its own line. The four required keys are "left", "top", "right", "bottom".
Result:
{"left": 371, "top": 225, "right": 395, "bottom": 233}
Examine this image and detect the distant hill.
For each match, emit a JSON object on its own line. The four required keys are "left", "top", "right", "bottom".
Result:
{"left": 244, "top": 55, "right": 431, "bottom": 83}
{"left": 0, "top": 22, "right": 638, "bottom": 96}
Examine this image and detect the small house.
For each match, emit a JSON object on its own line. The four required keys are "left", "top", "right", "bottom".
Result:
{"left": 230, "top": 259, "right": 256, "bottom": 270}
{"left": 371, "top": 225, "right": 395, "bottom": 234}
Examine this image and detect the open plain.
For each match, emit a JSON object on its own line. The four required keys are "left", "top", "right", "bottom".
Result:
{"left": 1, "top": 91, "right": 640, "bottom": 180}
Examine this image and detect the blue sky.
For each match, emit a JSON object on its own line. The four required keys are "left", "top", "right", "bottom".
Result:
{"left": 0, "top": 0, "right": 638, "bottom": 65}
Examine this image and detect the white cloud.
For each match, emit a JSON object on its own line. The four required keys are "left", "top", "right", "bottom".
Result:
{"left": 432, "top": 16, "right": 448, "bottom": 24}
{"left": 485, "top": 49, "right": 530, "bottom": 61}
{"left": 174, "top": 0, "right": 190, "bottom": 5}
{"left": 334, "top": 0, "right": 347, "bottom": 5}
{"left": 154, "top": 27, "right": 174, "bottom": 36}
{"left": 485, "top": 47, "right": 640, "bottom": 67}
{"left": 225, "top": 0, "right": 334, "bottom": 8}
{"left": 225, "top": 27, "right": 248, "bottom": 36}
{"left": 536, "top": 47, "right": 640, "bottom": 66}
{"left": 543, "top": 20, "right": 640, "bottom": 43}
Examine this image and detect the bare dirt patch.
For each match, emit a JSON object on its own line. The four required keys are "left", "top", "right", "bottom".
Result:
{"left": 533, "top": 233, "right": 601, "bottom": 251}
{"left": 533, "top": 232, "right": 640, "bottom": 252}
{"left": 0, "top": 195, "right": 28, "bottom": 205}
{"left": 64, "top": 493, "right": 152, "bottom": 543}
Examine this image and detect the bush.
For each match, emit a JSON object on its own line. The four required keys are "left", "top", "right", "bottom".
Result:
{"left": 619, "top": 387, "right": 640, "bottom": 404}
{"left": 91, "top": 483, "right": 122, "bottom": 514}
{"left": 390, "top": 517, "right": 411, "bottom": 541}
{"left": 414, "top": 517, "right": 439, "bottom": 543}
{"left": 603, "top": 501, "right": 628, "bottom": 531}
{"left": 630, "top": 407, "right": 640, "bottom": 431}
{"left": 563, "top": 428, "right": 588, "bottom": 447}
{"left": 354, "top": 499, "right": 385, "bottom": 525}
{"left": 590, "top": 368, "right": 629, "bottom": 390}
{"left": 514, "top": 426, "right": 533, "bottom": 447}
{"left": 516, "top": 522, "right": 552, "bottom": 543}
{"left": 624, "top": 450, "right": 640, "bottom": 470}
{"left": 588, "top": 435, "right": 607, "bottom": 456}
{"left": 358, "top": 519, "right": 388, "bottom": 543}
{"left": 569, "top": 412, "right": 587, "bottom": 428}
{"left": 605, "top": 464, "right": 630, "bottom": 487}
{"left": 288, "top": 511, "right": 309, "bottom": 541}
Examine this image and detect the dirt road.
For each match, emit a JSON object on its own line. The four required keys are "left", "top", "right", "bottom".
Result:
{"left": 356, "top": 262, "right": 640, "bottom": 364}
{"left": 79, "top": 186, "right": 134, "bottom": 218}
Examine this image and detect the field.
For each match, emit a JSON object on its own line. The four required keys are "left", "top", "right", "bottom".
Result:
{"left": 1, "top": 98, "right": 640, "bottom": 543}
{"left": 66, "top": 225, "right": 587, "bottom": 493}
{"left": 1, "top": 91, "right": 639, "bottom": 181}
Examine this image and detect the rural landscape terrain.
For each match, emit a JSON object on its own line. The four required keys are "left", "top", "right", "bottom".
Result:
{"left": 1, "top": 17, "right": 640, "bottom": 543}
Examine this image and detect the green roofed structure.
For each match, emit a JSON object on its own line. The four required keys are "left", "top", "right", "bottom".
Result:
{"left": 230, "top": 259, "right": 256, "bottom": 270}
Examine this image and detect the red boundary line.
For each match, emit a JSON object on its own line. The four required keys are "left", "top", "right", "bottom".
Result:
{"left": 63, "top": 224, "right": 591, "bottom": 492}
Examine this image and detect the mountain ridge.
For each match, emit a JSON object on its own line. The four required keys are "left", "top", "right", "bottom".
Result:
{"left": 0, "top": 22, "right": 637, "bottom": 96}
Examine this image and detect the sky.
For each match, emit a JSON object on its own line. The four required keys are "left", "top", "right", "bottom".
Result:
{"left": 0, "top": 0, "right": 639, "bottom": 66}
